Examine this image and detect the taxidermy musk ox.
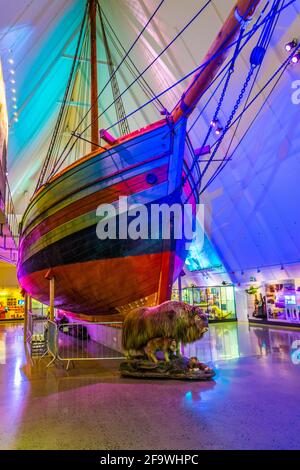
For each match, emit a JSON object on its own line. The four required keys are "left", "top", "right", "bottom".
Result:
{"left": 122, "top": 300, "right": 208, "bottom": 356}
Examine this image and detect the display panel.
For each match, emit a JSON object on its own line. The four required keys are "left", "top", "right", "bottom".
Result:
{"left": 0, "top": 288, "right": 24, "bottom": 320}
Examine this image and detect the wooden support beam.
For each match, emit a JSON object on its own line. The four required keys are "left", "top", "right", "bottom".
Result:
{"left": 171, "top": 0, "right": 261, "bottom": 123}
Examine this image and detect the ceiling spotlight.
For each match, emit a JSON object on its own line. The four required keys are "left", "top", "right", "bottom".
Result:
{"left": 8, "top": 58, "right": 14, "bottom": 64}
{"left": 285, "top": 39, "right": 297, "bottom": 52}
{"left": 13, "top": 117, "right": 18, "bottom": 122}
{"left": 215, "top": 126, "right": 223, "bottom": 136}
{"left": 12, "top": 96, "right": 17, "bottom": 102}
{"left": 13, "top": 104, "right": 17, "bottom": 109}
{"left": 10, "top": 79, "right": 16, "bottom": 84}
{"left": 11, "top": 88, "right": 16, "bottom": 93}
{"left": 210, "top": 118, "right": 218, "bottom": 127}
{"left": 9, "top": 69, "right": 15, "bottom": 75}
{"left": 291, "top": 52, "right": 300, "bottom": 64}
{"left": 13, "top": 112, "right": 18, "bottom": 116}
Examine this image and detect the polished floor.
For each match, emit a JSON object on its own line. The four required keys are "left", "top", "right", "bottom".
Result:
{"left": 0, "top": 321, "right": 300, "bottom": 450}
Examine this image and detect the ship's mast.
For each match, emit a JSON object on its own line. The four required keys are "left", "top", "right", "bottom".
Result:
{"left": 89, "top": 0, "right": 99, "bottom": 150}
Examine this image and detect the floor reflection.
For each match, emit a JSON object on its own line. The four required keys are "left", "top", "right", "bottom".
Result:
{"left": 0, "top": 321, "right": 300, "bottom": 450}
{"left": 182, "top": 322, "right": 300, "bottom": 365}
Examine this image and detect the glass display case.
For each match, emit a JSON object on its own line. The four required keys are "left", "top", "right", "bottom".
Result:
{"left": 265, "top": 280, "right": 300, "bottom": 324}
{"left": 246, "top": 279, "right": 300, "bottom": 326}
{"left": 172, "top": 285, "right": 237, "bottom": 322}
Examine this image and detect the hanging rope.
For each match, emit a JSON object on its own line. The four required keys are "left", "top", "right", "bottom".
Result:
{"left": 208, "top": 0, "right": 284, "bottom": 177}
{"left": 35, "top": 2, "right": 89, "bottom": 191}
{"left": 52, "top": 4, "right": 277, "bottom": 176}
{"left": 78, "top": 1, "right": 213, "bottom": 136}
{"left": 47, "top": 0, "right": 167, "bottom": 179}
{"left": 184, "top": 0, "right": 288, "bottom": 202}
{"left": 199, "top": 62, "right": 289, "bottom": 195}
{"left": 38, "top": 0, "right": 295, "bottom": 185}
{"left": 100, "top": 6, "right": 165, "bottom": 113}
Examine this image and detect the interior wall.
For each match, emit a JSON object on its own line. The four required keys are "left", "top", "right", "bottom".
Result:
{"left": 0, "top": 261, "right": 19, "bottom": 288}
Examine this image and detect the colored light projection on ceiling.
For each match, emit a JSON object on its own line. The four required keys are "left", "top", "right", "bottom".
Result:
{"left": 185, "top": 224, "right": 225, "bottom": 273}
{"left": 0, "top": 60, "right": 8, "bottom": 165}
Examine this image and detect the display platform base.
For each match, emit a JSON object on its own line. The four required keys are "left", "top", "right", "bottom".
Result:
{"left": 120, "top": 356, "right": 216, "bottom": 381}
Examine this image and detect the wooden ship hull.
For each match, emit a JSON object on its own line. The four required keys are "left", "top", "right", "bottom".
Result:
{"left": 18, "top": 118, "right": 198, "bottom": 315}
{"left": 17, "top": 0, "right": 260, "bottom": 317}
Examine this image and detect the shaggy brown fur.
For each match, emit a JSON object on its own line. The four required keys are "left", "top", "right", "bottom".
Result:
{"left": 122, "top": 300, "right": 208, "bottom": 353}
{"left": 144, "top": 337, "right": 177, "bottom": 363}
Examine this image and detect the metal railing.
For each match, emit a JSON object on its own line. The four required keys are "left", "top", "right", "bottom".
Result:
{"left": 47, "top": 320, "right": 58, "bottom": 367}
{"left": 26, "top": 309, "right": 48, "bottom": 342}
{"left": 46, "top": 320, "right": 124, "bottom": 369}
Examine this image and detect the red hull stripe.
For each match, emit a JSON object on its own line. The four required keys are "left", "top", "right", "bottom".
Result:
{"left": 22, "top": 163, "right": 169, "bottom": 249}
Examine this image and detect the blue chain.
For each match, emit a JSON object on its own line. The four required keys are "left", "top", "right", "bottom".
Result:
{"left": 182, "top": 28, "right": 245, "bottom": 191}
{"left": 200, "top": 64, "right": 256, "bottom": 181}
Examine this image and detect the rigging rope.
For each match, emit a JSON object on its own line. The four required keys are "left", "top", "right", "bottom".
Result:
{"left": 98, "top": 3, "right": 131, "bottom": 136}
{"left": 199, "top": 26, "right": 298, "bottom": 195}
{"left": 51, "top": 6, "right": 275, "bottom": 176}
{"left": 199, "top": 63, "right": 289, "bottom": 195}
{"left": 39, "top": 0, "right": 295, "bottom": 186}
{"left": 78, "top": 0, "right": 213, "bottom": 137}
{"left": 209, "top": 0, "right": 284, "bottom": 177}
{"left": 187, "top": 0, "right": 272, "bottom": 134}
{"left": 184, "top": 0, "right": 288, "bottom": 201}
{"left": 36, "top": 1, "right": 89, "bottom": 190}
{"left": 100, "top": 6, "right": 165, "bottom": 112}
{"left": 46, "top": 0, "right": 167, "bottom": 181}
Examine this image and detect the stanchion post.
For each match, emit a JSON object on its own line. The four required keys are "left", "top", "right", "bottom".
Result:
{"left": 45, "top": 270, "right": 55, "bottom": 321}
{"left": 24, "top": 292, "right": 28, "bottom": 343}
{"left": 49, "top": 277, "right": 55, "bottom": 321}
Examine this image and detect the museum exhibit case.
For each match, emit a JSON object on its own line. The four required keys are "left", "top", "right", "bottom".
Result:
{"left": 246, "top": 278, "right": 300, "bottom": 327}
{"left": 172, "top": 284, "right": 237, "bottom": 322}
